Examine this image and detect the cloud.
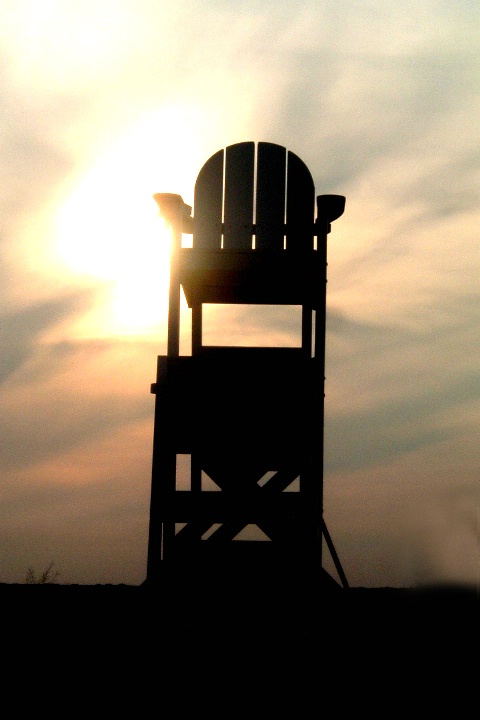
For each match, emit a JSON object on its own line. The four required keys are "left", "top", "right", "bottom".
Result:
{"left": 392, "top": 149, "right": 480, "bottom": 220}
{"left": 0, "top": 335, "right": 156, "bottom": 473}
{"left": 0, "top": 57, "right": 81, "bottom": 217}
{"left": 405, "top": 485, "right": 480, "bottom": 587}
{"left": 202, "top": 304, "right": 303, "bottom": 347}
{"left": 324, "top": 300, "right": 480, "bottom": 474}
{"left": 325, "top": 384, "right": 474, "bottom": 475}
{"left": 0, "top": 291, "right": 95, "bottom": 385}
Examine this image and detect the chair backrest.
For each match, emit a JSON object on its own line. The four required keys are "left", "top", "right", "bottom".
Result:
{"left": 193, "top": 142, "right": 315, "bottom": 252}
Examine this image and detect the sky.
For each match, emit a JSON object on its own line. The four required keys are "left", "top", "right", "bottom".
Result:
{"left": 1, "top": 0, "right": 479, "bottom": 589}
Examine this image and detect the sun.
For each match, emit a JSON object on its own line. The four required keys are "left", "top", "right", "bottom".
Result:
{"left": 56, "top": 177, "right": 173, "bottom": 338}
{"left": 53, "top": 107, "right": 200, "bottom": 339}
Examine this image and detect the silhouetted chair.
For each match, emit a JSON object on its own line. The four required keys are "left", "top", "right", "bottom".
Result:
{"left": 147, "top": 141, "right": 346, "bottom": 593}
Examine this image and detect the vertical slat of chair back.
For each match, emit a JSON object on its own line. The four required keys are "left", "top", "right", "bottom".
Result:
{"left": 256, "top": 143, "right": 286, "bottom": 250}
{"left": 286, "top": 151, "right": 315, "bottom": 251}
{"left": 193, "top": 148, "right": 224, "bottom": 249}
{"left": 223, "top": 142, "right": 255, "bottom": 250}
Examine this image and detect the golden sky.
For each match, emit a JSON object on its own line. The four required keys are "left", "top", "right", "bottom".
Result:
{"left": 1, "top": 0, "right": 479, "bottom": 587}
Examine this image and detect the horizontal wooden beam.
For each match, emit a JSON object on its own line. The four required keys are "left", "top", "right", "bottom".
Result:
{"left": 177, "top": 247, "right": 326, "bottom": 307}
{"left": 156, "top": 490, "right": 318, "bottom": 523}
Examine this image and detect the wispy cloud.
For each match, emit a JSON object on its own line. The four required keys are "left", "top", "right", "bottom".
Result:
{"left": 1, "top": 336, "right": 155, "bottom": 472}
{"left": 0, "top": 292, "right": 94, "bottom": 384}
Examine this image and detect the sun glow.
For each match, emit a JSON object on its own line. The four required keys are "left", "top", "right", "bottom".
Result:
{"left": 53, "top": 107, "right": 200, "bottom": 339}
{"left": 56, "top": 183, "right": 172, "bottom": 338}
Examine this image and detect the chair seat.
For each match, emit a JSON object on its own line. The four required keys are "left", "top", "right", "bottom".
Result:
{"left": 178, "top": 247, "right": 324, "bottom": 307}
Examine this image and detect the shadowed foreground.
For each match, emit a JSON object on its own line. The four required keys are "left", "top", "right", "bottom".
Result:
{"left": 3, "top": 576, "right": 476, "bottom": 648}
{"left": 3, "top": 576, "right": 476, "bottom": 711}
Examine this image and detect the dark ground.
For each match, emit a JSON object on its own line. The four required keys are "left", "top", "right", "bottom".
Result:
{"left": 3, "top": 576, "right": 476, "bottom": 711}
{"left": 3, "top": 574, "right": 476, "bottom": 647}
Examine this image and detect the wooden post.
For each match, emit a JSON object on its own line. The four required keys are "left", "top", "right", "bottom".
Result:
{"left": 146, "top": 194, "right": 190, "bottom": 584}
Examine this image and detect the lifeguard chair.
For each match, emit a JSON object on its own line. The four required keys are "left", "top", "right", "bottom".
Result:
{"left": 146, "top": 141, "right": 347, "bottom": 594}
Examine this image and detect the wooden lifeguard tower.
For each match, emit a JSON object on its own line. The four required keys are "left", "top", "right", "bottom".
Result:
{"left": 146, "top": 141, "right": 348, "bottom": 598}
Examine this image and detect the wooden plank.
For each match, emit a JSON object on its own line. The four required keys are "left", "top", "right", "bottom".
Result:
{"left": 158, "top": 490, "right": 307, "bottom": 522}
{"left": 255, "top": 142, "right": 286, "bottom": 250}
{"left": 193, "top": 148, "right": 224, "bottom": 249}
{"left": 178, "top": 247, "right": 322, "bottom": 307}
{"left": 286, "top": 151, "right": 315, "bottom": 251}
{"left": 223, "top": 141, "right": 255, "bottom": 250}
